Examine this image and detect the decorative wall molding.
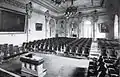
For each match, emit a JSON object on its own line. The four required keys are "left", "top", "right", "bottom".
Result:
{"left": 55, "top": 11, "right": 107, "bottom": 20}
{"left": 1, "top": 0, "right": 26, "bottom": 9}
{"left": 31, "top": 0, "right": 61, "bottom": 13}
{"left": 0, "top": 0, "right": 108, "bottom": 20}
{"left": 0, "top": 0, "right": 54, "bottom": 17}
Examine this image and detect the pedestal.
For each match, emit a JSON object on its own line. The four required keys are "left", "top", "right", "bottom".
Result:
{"left": 20, "top": 53, "right": 46, "bottom": 77}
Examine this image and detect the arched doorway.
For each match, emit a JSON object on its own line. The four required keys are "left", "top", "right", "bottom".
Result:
{"left": 57, "top": 20, "right": 66, "bottom": 37}
{"left": 83, "top": 20, "right": 92, "bottom": 38}
{"left": 49, "top": 18, "right": 55, "bottom": 37}
{"left": 80, "top": 16, "right": 93, "bottom": 38}
{"left": 70, "top": 21, "right": 78, "bottom": 37}
{"left": 114, "top": 14, "right": 119, "bottom": 39}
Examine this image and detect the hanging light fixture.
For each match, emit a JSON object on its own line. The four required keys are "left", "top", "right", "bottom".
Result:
{"left": 64, "top": 0, "right": 77, "bottom": 18}
{"left": 51, "top": 0, "right": 66, "bottom": 5}
{"left": 51, "top": 0, "right": 77, "bottom": 18}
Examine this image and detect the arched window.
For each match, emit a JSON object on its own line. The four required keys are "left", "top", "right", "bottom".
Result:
{"left": 83, "top": 20, "right": 92, "bottom": 38}
{"left": 49, "top": 19, "right": 55, "bottom": 37}
{"left": 114, "top": 14, "right": 119, "bottom": 39}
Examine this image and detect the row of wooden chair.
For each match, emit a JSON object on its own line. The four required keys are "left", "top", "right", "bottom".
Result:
{"left": 88, "top": 56, "right": 119, "bottom": 77}
{"left": 22, "top": 37, "right": 76, "bottom": 53}
{"left": 0, "top": 44, "right": 27, "bottom": 62}
{"left": 22, "top": 37, "right": 92, "bottom": 57}
{"left": 65, "top": 38, "right": 92, "bottom": 57}
{"left": 88, "top": 38, "right": 119, "bottom": 77}
{"left": 97, "top": 38, "right": 120, "bottom": 57}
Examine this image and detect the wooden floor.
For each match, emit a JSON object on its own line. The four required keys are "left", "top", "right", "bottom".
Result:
{"left": 0, "top": 53, "right": 89, "bottom": 77}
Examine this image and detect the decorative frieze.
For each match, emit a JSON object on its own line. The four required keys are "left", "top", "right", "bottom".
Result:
{"left": 1, "top": 0, "right": 26, "bottom": 9}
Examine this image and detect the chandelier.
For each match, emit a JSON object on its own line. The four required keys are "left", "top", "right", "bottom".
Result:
{"left": 65, "top": 6, "right": 77, "bottom": 17}
{"left": 51, "top": 0, "right": 77, "bottom": 18}
{"left": 51, "top": 0, "right": 66, "bottom": 5}
{"left": 64, "top": 0, "right": 77, "bottom": 18}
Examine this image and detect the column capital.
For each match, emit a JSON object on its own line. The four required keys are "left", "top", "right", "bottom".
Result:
{"left": 92, "top": 15, "right": 99, "bottom": 22}
{"left": 45, "top": 10, "right": 50, "bottom": 22}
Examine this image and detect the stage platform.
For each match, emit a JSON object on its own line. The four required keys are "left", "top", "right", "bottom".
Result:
{"left": 0, "top": 52, "right": 89, "bottom": 77}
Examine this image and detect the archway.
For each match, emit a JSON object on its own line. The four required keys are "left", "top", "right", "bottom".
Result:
{"left": 67, "top": 18, "right": 79, "bottom": 38}
{"left": 79, "top": 16, "right": 93, "bottom": 38}
{"left": 83, "top": 20, "right": 92, "bottom": 38}
{"left": 70, "top": 22, "right": 78, "bottom": 37}
{"left": 49, "top": 18, "right": 55, "bottom": 37}
{"left": 114, "top": 14, "right": 119, "bottom": 39}
{"left": 57, "top": 20, "right": 66, "bottom": 37}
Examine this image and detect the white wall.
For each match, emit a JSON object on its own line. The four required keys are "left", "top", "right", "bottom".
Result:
{"left": 95, "top": 15, "right": 109, "bottom": 38}
{"left": 0, "top": 2, "right": 26, "bottom": 45}
{"left": 28, "top": 12, "right": 45, "bottom": 41}
{"left": 96, "top": 14, "right": 114, "bottom": 39}
{"left": 0, "top": 34, "right": 27, "bottom": 46}
{"left": 0, "top": 2, "right": 46, "bottom": 45}
{"left": 0, "top": 12, "right": 46, "bottom": 46}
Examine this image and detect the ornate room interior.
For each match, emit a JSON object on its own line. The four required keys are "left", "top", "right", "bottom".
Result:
{"left": 0, "top": 0, "right": 120, "bottom": 77}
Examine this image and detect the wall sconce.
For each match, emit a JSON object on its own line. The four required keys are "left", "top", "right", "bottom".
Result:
{"left": 26, "top": 2, "right": 33, "bottom": 18}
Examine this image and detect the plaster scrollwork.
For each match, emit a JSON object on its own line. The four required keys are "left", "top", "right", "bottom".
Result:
{"left": 2, "top": 0, "right": 26, "bottom": 9}
{"left": 78, "top": 16, "right": 83, "bottom": 23}
{"left": 26, "top": 2, "right": 33, "bottom": 19}
{"left": 45, "top": 10, "right": 50, "bottom": 23}
{"left": 78, "top": 13, "right": 99, "bottom": 23}
{"left": 92, "top": 15, "right": 99, "bottom": 22}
